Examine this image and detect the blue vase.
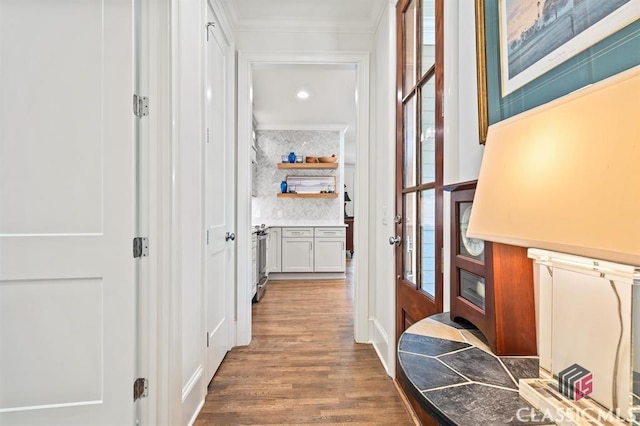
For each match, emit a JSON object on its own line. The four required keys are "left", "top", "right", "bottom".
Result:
{"left": 280, "top": 181, "right": 288, "bottom": 193}
{"left": 288, "top": 152, "right": 296, "bottom": 163}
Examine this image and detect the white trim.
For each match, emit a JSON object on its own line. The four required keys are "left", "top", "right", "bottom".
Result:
{"left": 528, "top": 248, "right": 640, "bottom": 285}
{"left": 187, "top": 400, "right": 205, "bottom": 426}
{"left": 237, "top": 50, "right": 371, "bottom": 346}
{"left": 138, "top": 0, "right": 175, "bottom": 423}
{"left": 371, "top": 318, "right": 391, "bottom": 375}
{"left": 181, "top": 367, "right": 204, "bottom": 402}
{"left": 269, "top": 272, "right": 346, "bottom": 280}
{"left": 256, "top": 123, "right": 349, "bottom": 132}
{"left": 168, "top": 1, "right": 183, "bottom": 424}
{"left": 220, "top": 0, "right": 387, "bottom": 34}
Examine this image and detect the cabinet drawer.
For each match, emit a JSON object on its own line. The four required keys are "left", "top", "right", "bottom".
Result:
{"left": 314, "top": 227, "right": 345, "bottom": 238}
{"left": 282, "top": 227, "right": 313, "bottom": 238}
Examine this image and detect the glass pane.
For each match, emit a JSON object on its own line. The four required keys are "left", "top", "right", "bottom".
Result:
{"left": 421, "top": 0, "right": 436, "bottom": 75}
{"left": 403, "top": 0, "right": 416, "bottom": 95}
{"left": 458, "top": 202, "right": 485, "bottom": 262}
{"left": 420, "top": 78, "right": 436, "bottom": 184}
{"left": 420, "top": 189, "right": 435, "bottom": 297}
{"left": 404, "top": 192, "right": 417, "bottom": 284}
{"left": 403, "top": 96, "right": 417, "bottom": 188}
{"left": 460, "top": 270, "right": 485, "bottom": 310}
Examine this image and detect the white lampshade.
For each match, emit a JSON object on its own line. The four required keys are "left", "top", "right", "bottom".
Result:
{"left": 468, "top": 65, "right": 640, "bottom": 265}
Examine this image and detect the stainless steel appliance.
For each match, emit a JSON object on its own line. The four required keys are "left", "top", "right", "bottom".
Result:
{"left": 254, "top": 225, "right": 268, "bottom": 302}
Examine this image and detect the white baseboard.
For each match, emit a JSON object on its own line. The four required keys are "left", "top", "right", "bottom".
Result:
{"left": 182, "top": 366, "right": 204, "bottom": 426}
{"left": 268, "top": 272, "right": 345, "bottom": 280}
{"left": 370, "top": 318, "right": 393, "bottom": 377}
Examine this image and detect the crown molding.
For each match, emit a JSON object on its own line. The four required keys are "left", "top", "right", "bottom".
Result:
{"left": 221, "top": 0, "right": 386, "bottom": 34}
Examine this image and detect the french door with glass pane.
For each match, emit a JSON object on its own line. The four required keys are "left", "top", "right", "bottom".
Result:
{"left": 394, "top": 0, "right": 443, "bottom": 343}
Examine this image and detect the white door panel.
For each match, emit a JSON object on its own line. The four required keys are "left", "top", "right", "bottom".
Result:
{"left": 204, "top": 5, "right": 232, "bottom": 385}
{"left": 0, "top": 0, "right": 136, "bottom": 424}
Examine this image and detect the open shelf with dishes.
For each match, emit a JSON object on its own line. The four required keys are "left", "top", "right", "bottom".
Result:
{"left": 278, "top": 175, "right": 337, "bottom": 198}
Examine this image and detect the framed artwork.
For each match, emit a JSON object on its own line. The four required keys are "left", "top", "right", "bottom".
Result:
{"left": 476, "top": 0, "right": 640, "bottom": 144}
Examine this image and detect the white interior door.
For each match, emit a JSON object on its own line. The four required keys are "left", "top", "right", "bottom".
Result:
{"left": 0, "top": 0, "right": 136, "bottom": 425}
{"left": 204, "top": 4, "right": 233, "bottom": 384}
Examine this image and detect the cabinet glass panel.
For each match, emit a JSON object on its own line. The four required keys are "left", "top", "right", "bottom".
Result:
{"left": 403, "top": 0, "right": 416, "bottom": 95}
{"left": 458, "top": 201, "right": 485, "bottom": 262}
{"left": 404, "top": 192, "right": 417, "bottom": 284}
{"left": 459, "top": 270, "right": 485, "bottom": 310}
{"left": 420, "top": 77, "right": 436, "bottom": 184}
{"left": 420, "top": 189, "right": 435, "bottom": 298}
{"left": 403, "top": 95, "right": 417, "bottom": 188}
{"left": 421, "top": 0, "right": 436, "bottom": 75}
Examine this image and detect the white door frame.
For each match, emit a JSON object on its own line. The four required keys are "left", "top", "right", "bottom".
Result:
{"left": 236, "top": 51, "right": 371, "bottom": 345}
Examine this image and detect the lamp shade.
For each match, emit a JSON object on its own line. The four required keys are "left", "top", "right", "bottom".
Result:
{"left": 467, "top": 65, "right": 640, "bottom": 265}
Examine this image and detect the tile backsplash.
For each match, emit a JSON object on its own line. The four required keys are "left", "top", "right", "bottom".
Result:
{"left": 252, "top": 130, "right": 342, "bottom": 225}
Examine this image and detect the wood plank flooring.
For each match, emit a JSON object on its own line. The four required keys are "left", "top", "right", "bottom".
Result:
{"left": 195, "top": 260, "right": 415, "bottom": 425}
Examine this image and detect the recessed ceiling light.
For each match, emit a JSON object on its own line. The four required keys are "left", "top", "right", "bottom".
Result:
{"left": 297, "top": 90, "right": 309, "bottom": 99}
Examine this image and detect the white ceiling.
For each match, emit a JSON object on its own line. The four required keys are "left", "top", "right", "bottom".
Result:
{"left": 252, "top": 65, "right": 357, "bottom": 161}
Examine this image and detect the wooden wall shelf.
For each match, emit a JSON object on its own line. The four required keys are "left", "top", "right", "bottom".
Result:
{"left": 277, "top": 163, "right": 338, "bottom": 170}
{"left": 277, "top": 193, "right": 338, "bottom": 199}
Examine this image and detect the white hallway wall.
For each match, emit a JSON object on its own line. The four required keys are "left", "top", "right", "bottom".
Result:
{"left": 371, "top": 0, "right": 396, "bottom": 376}
{"left": 175, "top": 0, "right": 206, "bottom": 424}
{"left": 442, "top": 0, "right": 485, "bottom": 313}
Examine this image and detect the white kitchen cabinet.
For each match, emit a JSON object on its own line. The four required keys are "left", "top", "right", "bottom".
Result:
{"left": 267, "top": 227, "right": 282, "bottom": 272}
{"left": 314, "top": 238, "right": 346, "bottom": 272}
{"left": 277, "top": 226, "right": 346, "bottom": 274}
{"left": 314, "top": 227, "right": 346, "bottom": 272}
{"left": 281, "top": 236, "right": 314, "bottom": 272}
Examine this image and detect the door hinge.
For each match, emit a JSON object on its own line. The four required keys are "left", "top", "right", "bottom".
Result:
{"left": 206, "top": 331, "right": 210, "bottom": 348}
{"left": 133, "top": 378, "right": 148, "bottom": 401}
{"left": 133, "top": 237, "right": 149, "bottom": 258}
{"left": 133, "top": 94, "right": 149, "bottom": 118}
{"left": 441, "top": 247, "right": 445, "bottom": 272}
{"left": 206, "top": 229, "right": 210, "bottom": 245}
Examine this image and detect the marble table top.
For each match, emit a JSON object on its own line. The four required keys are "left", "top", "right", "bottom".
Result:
{"left": 398, "top": 313, "right": 553, "bottom": 425}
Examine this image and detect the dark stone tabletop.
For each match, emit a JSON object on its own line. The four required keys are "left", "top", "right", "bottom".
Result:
{"left": 398, "top": 313, "right": 554, "bottom": 425}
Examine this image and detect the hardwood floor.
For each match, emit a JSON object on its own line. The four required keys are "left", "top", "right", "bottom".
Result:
{"left": 195, "top": 260, "right": 415, "bottom": 425}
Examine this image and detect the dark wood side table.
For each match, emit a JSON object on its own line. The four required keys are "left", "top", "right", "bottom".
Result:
{"left": 344, "top": 216, "right": 354, "bottom": 256}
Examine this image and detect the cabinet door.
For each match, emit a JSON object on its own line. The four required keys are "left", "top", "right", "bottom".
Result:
{"left": 268, "top": 228, "right": 282, "bottom": 273}
{"left": 281, "top": 237, "right": 314, "bottom": 272}
{"left": 314, "top": 238, "right": 346, "bottom": 272}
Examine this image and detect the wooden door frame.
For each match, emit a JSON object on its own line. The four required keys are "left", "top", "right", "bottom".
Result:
{"left": 394, "top": 0, "right": 445, "bottom": 340}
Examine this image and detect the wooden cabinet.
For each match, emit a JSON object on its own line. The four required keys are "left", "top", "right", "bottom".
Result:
{"left": 447, "top": 181, "right": 537, "bottom": 356}
{"left": 344, "top": 217, "right": 354, "bottom": 256}
{"left": 267, "top": 227, "right": 281, "bottom": 273}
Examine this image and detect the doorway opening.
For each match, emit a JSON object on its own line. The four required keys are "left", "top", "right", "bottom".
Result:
{"left": 236, "top": 51, "right": 371, "bottom": 346}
